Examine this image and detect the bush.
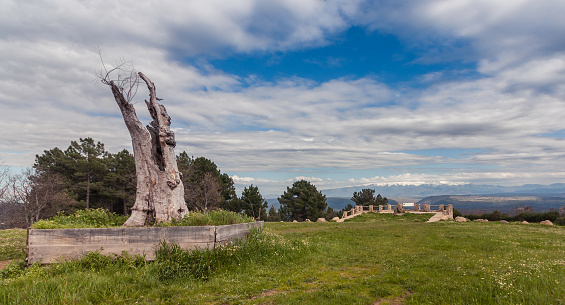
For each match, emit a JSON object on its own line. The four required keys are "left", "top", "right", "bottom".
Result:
{"left": 554, "top": 217, "right": 565, "bottom": 226}
{"left": 512, "top": 210, "right": 559, "bottom": 223}
{"left": 464, "top": 210, "right": 563, "bottom": 224}
{"left": 31, "top": 209, "right": 253, "bottom": 229}
{"left": 32, "top": 208, "right": 128, "bottom": 229}
{"left": 155, "top": 210, "right": 254, "bottom": 227}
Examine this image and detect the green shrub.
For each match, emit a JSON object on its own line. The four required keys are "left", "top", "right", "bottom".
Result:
{"left": 512, "top": 210, "right": 560, "bottom": 223}
{"left": 32, "top": 208, "right": 128, "bottom": 229}
{"left": 155, "top": 210, "right": 254, "bottom": 227}
{"left": 554, "top": 217, "right": 565, "bottom": 226}
{"left": 31, "top": 209, "right": 253, "bottom": 229}
{"left": 465, "top": 210, "right": 563, "bottom": 224}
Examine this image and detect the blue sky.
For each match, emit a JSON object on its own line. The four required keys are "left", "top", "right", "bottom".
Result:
{"left": 2, "top": 0, "right": 565, "bottom": 197}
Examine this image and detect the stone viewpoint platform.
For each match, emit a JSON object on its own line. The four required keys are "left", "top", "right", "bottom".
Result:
{"left": 336, "top": 203, "right": 454, "bottom": 223}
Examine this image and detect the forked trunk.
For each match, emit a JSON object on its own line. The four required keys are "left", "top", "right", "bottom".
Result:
{"left": 108, "top": 72, "right": 187, "bottom": 226}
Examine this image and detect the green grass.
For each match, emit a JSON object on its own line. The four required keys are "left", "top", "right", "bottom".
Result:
{"left": 0, "top": 229, "right": 26, "bottom": 261}
{"left": 2, "top": 213, "right": 565, "bottom": 304}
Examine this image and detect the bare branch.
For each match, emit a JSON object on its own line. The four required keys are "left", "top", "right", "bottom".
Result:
{"left": 96, "top": 51, "right": 140, "bottom": 103}
{"left": 0, "top": 162, "right": 10, "bottom": 202}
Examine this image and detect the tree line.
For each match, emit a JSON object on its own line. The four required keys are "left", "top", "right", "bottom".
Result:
{"left": 0, "top": 137, "right": 390, "bottom": 228}
{"left": 0, "top": 138, "right": 268, "bottom": 228}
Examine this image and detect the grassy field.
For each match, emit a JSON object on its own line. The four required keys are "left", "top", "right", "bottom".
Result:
{"left": 1, "top": 213, "right": 565, "bottom": 304}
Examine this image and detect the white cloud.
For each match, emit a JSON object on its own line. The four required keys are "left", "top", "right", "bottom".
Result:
{"left": 288, "top": 176, "right": 324, "bottom": 183}
{"left": 231, "top": 175, "right": 277, "bottom": 184}
{"left": 2, "top": 0, "right": 565, "bottom": 197}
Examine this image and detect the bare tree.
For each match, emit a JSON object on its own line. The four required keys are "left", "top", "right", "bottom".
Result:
{"left": 0, "top": 163, "right": 10, "bottom": 202}
{"left": 0, "top": 163, "right": 18, "bottom": 228}
{"left": 187, "top": 172, "right": 221, "bottom": 214}
{"left": 99, "top": 58, "right": 187, "bottom": 226}
{"left": 6, "top": 168, "right": 70, "bottom": 227}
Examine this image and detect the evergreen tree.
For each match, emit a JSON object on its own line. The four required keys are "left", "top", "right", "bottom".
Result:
{"left": 35, "top": 138, "right": 108, "bottom": 210}
{"left": 351, "top": 188, "right": 376, "bottom": 206}
{"left": 375, "top": 194, "right": 388, "bottom": 206}
{"left": 239, "top": 184, "right": 268, "bottom": 220}
{"left": 104, "top": 149, "right": 136, "bottom": 215}
{"left": 176, "top": 152, "right": 237, "bottom": 212}
{"left": 278, "top": 180, "right": 327, "bottom": 221}
{"left": 351, "top": 188, "right": 388, "bottom": 206}
{"left": 267, "top": 206, "right": 281, "bottom": 222}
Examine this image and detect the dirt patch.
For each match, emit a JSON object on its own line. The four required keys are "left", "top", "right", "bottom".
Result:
{"left": 0, "top": 260, "right": 12, "bottom": 271}
{"left": 373, "top": 291, "right": 413, "bottom": 305}
{"left": 249, "top": 289, "right": 284, "bottom": 300}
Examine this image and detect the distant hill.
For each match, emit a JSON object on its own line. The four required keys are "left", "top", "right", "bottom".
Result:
{"left": 417, "top": 194, "right": 565, "bottom": 214}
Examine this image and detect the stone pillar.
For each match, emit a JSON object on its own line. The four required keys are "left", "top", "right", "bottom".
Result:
{"left": 438, "top": 204, "right": 444, "bottom": 211}
{"left": 395, "top": 203, "right": 404, "bottom": 214}
{"left": 369, "top": 205, "right": 373, "bottom": 212}
{"left": 343, "top": 211, "right": 348, "bottom": 218}
{"left": 447, "top": 204, "right": 454, "bottom": 219}
{"left": 415, "top": 203, "right": 420, "bottom": 211}
{"left": 424, "top": 204, "right": 430, "bottom": 212}
{"left": 351, "top": 208, "right": 355, "bottom": 215}
{"left": 387, "top": 204, "right": 392, "bottom": 211}
{"left": 378, "top": 205, "right": 383, "bottom": 212}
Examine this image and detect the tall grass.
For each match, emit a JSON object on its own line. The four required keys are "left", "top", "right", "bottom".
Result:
{"left": 32, "top": 208, "right": 128, "bottom": 229}
{"left": 155, "top": 210, "right": 254, "bottom": 227}
{"left": 151, "top": 228, "right": 304, "bottom": 281}
{"left": 31, "top": 208, "right": 254, "bottom": 229}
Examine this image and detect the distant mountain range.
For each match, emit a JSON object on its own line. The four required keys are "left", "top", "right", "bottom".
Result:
{"left": 319, "top": 183, "right": 565, "bottom": 199}
{"left": 418, "top": 194, "right": 565, "bottom": 214}
{"left": 266, "top": 183, "right": 565, "bottom": 213}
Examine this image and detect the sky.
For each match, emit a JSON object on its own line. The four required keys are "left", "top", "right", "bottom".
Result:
{"left": 2, "top": 0, "right": 565, "bottom": 197}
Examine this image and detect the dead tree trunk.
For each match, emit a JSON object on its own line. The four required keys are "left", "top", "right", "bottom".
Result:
{"left": 105, "top": 72, "right": 187, "bottom": 226}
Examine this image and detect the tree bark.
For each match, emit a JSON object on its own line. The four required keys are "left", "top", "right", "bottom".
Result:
{"left": 108, "top": 72, "right": 187, "bottom": 226}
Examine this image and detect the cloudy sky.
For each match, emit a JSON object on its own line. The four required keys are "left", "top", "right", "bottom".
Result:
{"left": 2, "top": 0, "right": 565, "bottom": 196}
